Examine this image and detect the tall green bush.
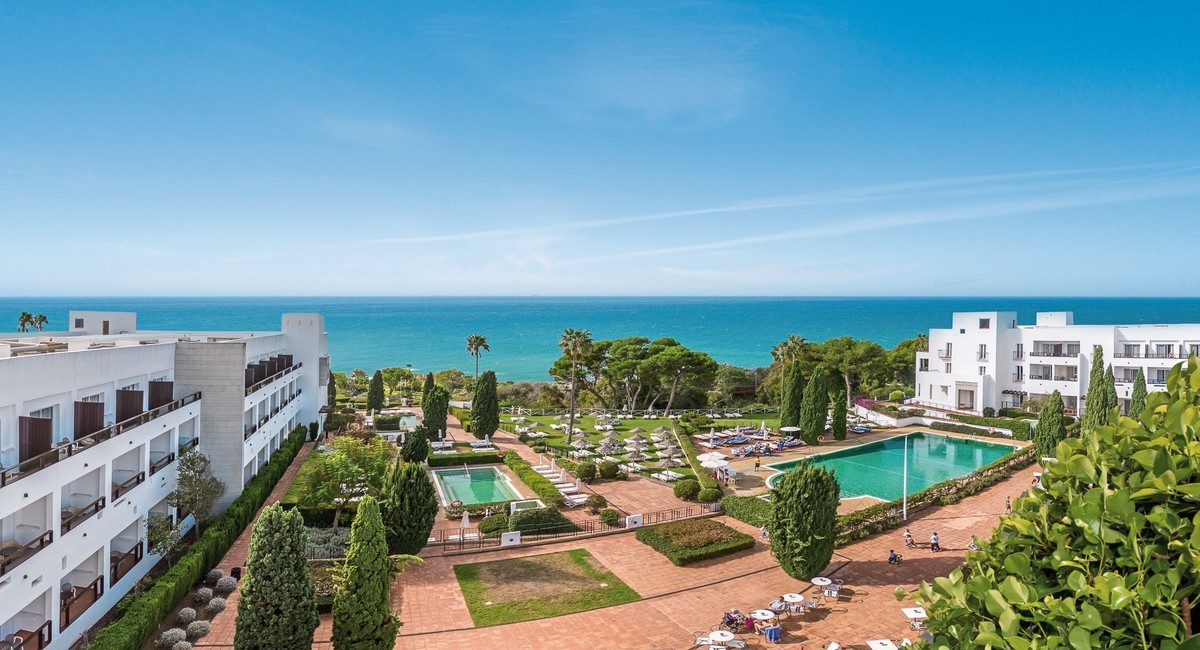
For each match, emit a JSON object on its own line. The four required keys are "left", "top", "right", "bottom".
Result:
{"left": 1129, "top": 368, "right": 1147, "bottom": 419}
{"left": 234, "top": 505, "right": 318, "bottom": 650}
{"left": 332, "top": 497, "right": 400, "bottom": 650}
{"left": 400, "top": 425, "right": 429, "bottom": 463}
{"left": 799, "top": 366, "right": 829, "bottom": 444}
{"left": 421, "top": 373, "right": 435, "bottom": 405}
{"left": 1081, "top": 344, "right": 1108, "bottom": 431}
{"left": 470, "top": 371, "right": 500, "bottom": 439}
{"left": 830, "top": 385, "right": 848, "bottom": 441}
{"left": 780, "top": 363, "right": 805, "bottom": 428}
{"left": 1033, "top": 390, "right": 1067, "bottom": 460}
{"left": 367, "top": 370, "right": 385, "bottom": 412}
{"left": 422, "top": 384, "right": 450, "bottom": 438}
{"left": 769, "top": 460, "right": 840, "bottom": 580}
{"left": 909, "top": 357, "right": 1200, "bottom": 648}
{"left": 379, "top": 460, "right": 437, "bottom": 555}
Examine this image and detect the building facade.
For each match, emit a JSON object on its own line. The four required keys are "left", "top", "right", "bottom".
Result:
{"left": 914, "top": 311, "right": 1200, "bottom": 417}
{"left": 0, "top": 312, "right": 328, "bottom": 649}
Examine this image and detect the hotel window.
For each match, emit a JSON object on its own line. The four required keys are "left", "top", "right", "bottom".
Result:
{"left": 979, "top": 366, "right": 986, "bottom": 376}
{"left": 978, "top": 344, "right": 988, "bottom": 360}
{"left": 121, "top": 382, "right": 141, "bottom": 391}
{"left": 1155, "top": 344, "right": 1173, "bottom": 358}
{"left": 1190, "top": 344, "right": 1200, "bottom": 357}
{"left": 918, "top": 359, "right": 929, "bottom": 372}
{"left": 945, "top": 363, "right": 952, "bottom": 373}
{"left": 81, "top": 393, "right": 103, "bottom": 403}
{"left": 979, "top": 318, "right": 990, "bottom": 329}
{"left": 74, "top": 318, "right": 84, "bottom": 329}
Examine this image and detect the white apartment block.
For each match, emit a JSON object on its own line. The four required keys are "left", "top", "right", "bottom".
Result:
{"left": 914, "top": 311, "right": 1200, "bottom": 417}
{"left": 0, "top": 311, "right": 328, "bottom": 650}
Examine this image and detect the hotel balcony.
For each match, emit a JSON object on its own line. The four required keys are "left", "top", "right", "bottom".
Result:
{"left": 1012, "top": 350, "right": 1024, "bottom": 360}
{"left": 111, "top": 448, "right": 146, "bottom": 501}
{"left": 2, "top": 595, "right": 52, "bottom": 650}
{"left": 244, "top": 389, "right": 302, "bottom": 440}
{"left": 149, "top": 430, "right": 176, "bottom": 477}
{"left": 60, "top": 551, "right": 104, "bottom": 631}
{"left": 1, "top": 498, "right": 53, "bottom": 577}
{"left": 937, "top": 349, "right": 952, "bottom": 359}
{"left": 0, "top": 392, "right": 200, "bottom": 489}
{"left": 109, "top": 520, "right": 144, "bottom": 587}
{"left": 245, "top": 356, "right": 301, "bottom": 396}
{"left": 1011, "top": 373, "right": 1024, "bottom": 383}
{"left": 977, "top": 352, "right": 989, "bottom": 361}
{"left": 61, "top": 468, "right": 106, "bottom": 536}
{"left": 1029, "top": 348, "right": 1080, "bottom": 358}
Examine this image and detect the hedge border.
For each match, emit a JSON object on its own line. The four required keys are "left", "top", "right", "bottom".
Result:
{"left": 948, "top": 414, "right": 1032, "bottom": 440}
{"left": 634, "top": 519, "right": 755, "bottom": 566}
{"left": 674, "top": 429, "right": 723, "bottom": 501}
{"left": 426, "top": 451, "right": 508, "bottom": 467}
{"left": 503, "top": 453, "right": 565, "bottom": 508}
{"left": 88, "top": 426, "right": 310, "bottom": 650}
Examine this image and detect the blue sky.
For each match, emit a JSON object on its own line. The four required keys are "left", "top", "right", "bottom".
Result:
{"left": 2, "top": 2, "right": 1198, "bottom": 296}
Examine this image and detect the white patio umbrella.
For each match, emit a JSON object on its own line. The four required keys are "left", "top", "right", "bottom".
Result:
{"left": 571, "top": 440, "right": 594, "bottom": 449}
{"left": 550, "top": 458, "right": 557, "bottom": 471}
{"left": 697, "top": 452, "right": 727, "bottom": 462}
{"left": 656, "top": 425, "right": 672, "bottom": 433}
{"left": 575, "top": 478, "right": 582, "bottom": 491}
{"left": 701, "top": 459, "right": 730, "bottom": 469}
{"left": 560, "top": 468, "right": 569, "bottom": 483}
{"left": 461, "top": 511, "right": 471, "bottom": 529}
{"left": 779, "top": 426, "right": 801, "bottom": 433}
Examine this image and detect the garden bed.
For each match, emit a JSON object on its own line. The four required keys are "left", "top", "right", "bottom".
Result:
{"left": 453, "top": 549, "right": 639, "bottom": 626}
{"left": 634, "top": 518, "right": 755, "bottom": 566}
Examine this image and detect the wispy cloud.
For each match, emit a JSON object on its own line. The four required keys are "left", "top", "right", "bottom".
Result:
{"left": 296, "top": 109, "right": 416, "bottom": 152}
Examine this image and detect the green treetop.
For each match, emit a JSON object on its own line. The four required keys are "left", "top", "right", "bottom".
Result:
{"left": 1033, "top": 389, "right": 1067, "bottom": 460}
{"left": 367, "top": 370, "right": 385, "bottom": 411}
{"left": 829, "top": 382, "right": 848, "bottom": 441}
{"left": 768, "top": 459, "right": 840, "bottom": 580}
{"left": 1081, "top": 345, "right": 1107, "bottom": 430}
{"left": 1128, "top": 368, "right": 1148, "bottom": 419}
{"left": 471, "top": 370, "right": 500, "bottom": 439}
{"left": 235, "top": 504, "right": 318, "bottom": 650}
{"left": 799, "top": 366, "right": 830, "bottom": 444}
{"left": 332, "top": 496, "right": 400, "bottom": 650}
{"left": 378, "top": 459, "right": 438, "bottom": 555}
{"left": 780, "top": 363, "right": 805, "bottom": 428}
{"left": 422, "top": 384, "right": 450, "bottom": 439}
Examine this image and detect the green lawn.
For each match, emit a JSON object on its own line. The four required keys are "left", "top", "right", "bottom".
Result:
{"left": 454, "top": 549, "right": 640, "bottom": 626}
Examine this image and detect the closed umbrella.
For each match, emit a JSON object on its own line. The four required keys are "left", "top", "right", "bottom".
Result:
{"left": 575, "top": 478, "right": 582, "bottom": 491}
{"left": 629, "top": 427, "right": 646, "bottom": 433}
{"left": 656, "top": 425, "right": 671, "bottom": 433}
{"left": 572, "top": 440, "right": 594, "bottom": 449}
{"left": 660, "top": 458, "right": 685, "bottom": 468}
{"left": 461, "top": 511, "right": 470, "bottom": 529}
{"left": 628, "top": 434, "right": 647, "bottom": 443}
{"left": 627, "top": 451, "right": 647, "bottom": 462}
{"left": 560, "top": 468, "right": 569, "bottom": 483}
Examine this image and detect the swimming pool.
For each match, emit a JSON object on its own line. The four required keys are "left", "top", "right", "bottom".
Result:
{"left": 766, "top": 432, "right": 1018, "bottom": 501}
{"left": 431, "top": 466, "right": 521, "bottom": 506}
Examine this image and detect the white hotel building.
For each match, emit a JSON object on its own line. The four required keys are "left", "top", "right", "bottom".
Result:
{"left": 914, "top": 311, "right": 1200, "bottom": 417}
{"left": 0, "top": 311, "right": 328, "bottom": 649}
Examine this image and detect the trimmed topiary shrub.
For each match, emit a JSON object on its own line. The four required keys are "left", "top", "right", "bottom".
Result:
{"left": 206, "top": 597, "right": 226, "bottom": 614}
{"left": 214, "top": 575, "right": 237, "bottom": 595}
{"left": 598, "top": 460, "right": 619, "bottom": 480}
{"left": 720, "top": 495, "right": 773, "bottom": 527}
{"left": 205, "top": 569, "right": 224, "bottom": 586}
{"left": 186, "top": 620, "right": 210, "bottom": 640}
{"left": 507, "top": 507, "right": 578, "bottom": 535}
{"left": 575, "top": 461, "right": 597, "bottom": 481}
{"left": 478, "top": 513, "right": 509, "bottom": 537}
{"left": 673, "top": 479, "right": 700, "bottom": 500}
{"left": 157, "top": 628, "right": 187, "bottom": 648}
{"left": 889, "top": 390, "right": 906, "bottom": 402}
{"left": 697, "top": 487, "right": 723, "bottom": 503}
{"left": 193, "top": 588, "right": 213, "bottom": 604}
{"left": 599, "top": 509, "right": 621, "bottom": 527}
{"left": 635, "top": 518, "right": 755, "bottom": 566}
{"left": 982, "top": 406, "right": 996, "bottom": 417}
{"left": 585, "top": 494, "right": 608, "bottom": 514}
{"left": 176, "top": 608, "right": 197, "bottom": 625}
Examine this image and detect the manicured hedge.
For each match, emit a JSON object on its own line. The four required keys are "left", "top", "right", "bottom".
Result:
{"left": 449, "top": 406, "right": 472, "bottom": 433}
{"left": 426, "top": 451, "right": 507, "bottom": 467}
{"left": 88, "top": 427, "right": 310, "bottom": 650}
{"left": 507, "top": 507, "right": 578, "bottom": 535}
{"left": 444, "top": 499, "right": 515, "bottom": 520}
{"left": 503, "top": 453, "right": 565, "bottom": 508}
{"left": 635, "top": 518, "right": 755, "bottom": 566}
{"left": 948, "top": 414, "right": 1031, "bottom": 440}
{"left": 675, "top": 430, "right": 722, "bottom": 495}
{"left": 930, "top": 421, "right": 998, "bottom": 438}
{"left": 720, "top": 495, "right": 773, "bottom": 527}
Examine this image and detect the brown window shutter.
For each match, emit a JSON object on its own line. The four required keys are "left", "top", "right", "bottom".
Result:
{"left": 19, "top": 415, "right": 53, "bottom": 461}
{"left": 149, "top": 381, "right": 174, "bottom": 409}
{"left": 116, "top": 389, "right": 145, "bottom": 422}
{"left": 74, "top": 401, "right": 106, "bottom": 439}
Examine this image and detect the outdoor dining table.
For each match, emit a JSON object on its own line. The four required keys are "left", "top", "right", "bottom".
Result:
{"left": 902, "top": 607, "right": 927, "bottom": 621}
{"left": 709, "top": 630, "right": 735, "bottom": 643}
{"left": 750, "top": 609, "right": 777, "bottom": 621}
{"left": 811, "top": 576, "right": 832, "bottom": 586}
{"left": 867, "top": 640, "right": 899, "bottom": 650}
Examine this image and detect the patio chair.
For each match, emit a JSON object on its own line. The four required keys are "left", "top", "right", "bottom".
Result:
{"left": 763, "top": 625, "right": 782, "bottom": 644}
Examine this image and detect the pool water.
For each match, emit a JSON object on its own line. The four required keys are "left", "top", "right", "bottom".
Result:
{"left": 433, "top": 467, "right": 521, "bottom": 505}
{"left": 397, "top": 414, "right": 418, "bottom": 428}
{"left": 767, "top": 432, "right": 1017, "bottom": 501}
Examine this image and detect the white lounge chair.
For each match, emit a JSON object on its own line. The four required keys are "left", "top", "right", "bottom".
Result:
{"left": 562, "top": 493, "right": 588, "bottom": 508}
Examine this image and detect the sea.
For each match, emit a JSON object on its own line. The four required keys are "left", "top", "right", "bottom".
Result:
{"left": 2, "top": 297, "right": 1198, "bottom": 382}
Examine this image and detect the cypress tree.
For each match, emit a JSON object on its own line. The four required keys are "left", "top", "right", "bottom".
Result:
{"left": 1129, "top": 368, "right": 1148, "bottom": 420}
{"left": 327, "top": 371, "right": 337, "bottom": 406}
{"left": 1033, "top": 390, "right": 1067, "bottom": 460}
{"left": 421, "top": 373, "right": 435, "bottom": 405}
{"left": 332, "top": 496, "right": 400, "bottom": 650}
{"left": 1082, "top": 345, "right": 1107, "bottom": 431}
{"left": 401, "top": 426, "right": 429, "bottom": 463}
{"left": 1103, "top": 365, "right": 1118, "bottom": 421}
{"left": 799, "top": 366, "right": 829, "bottom": 444}
{"left": 768, "top": 460, "right": 840, "bottom": 580}
{"left": 234, "top": 504, "right": 318, "bottom": 650}
{"left": 379, "top": 459, "right": 438, "bottom": 555}
{"left": 470, "top": 370, "right": 500, "bottom": 439}
{"left": 780, "top": 363, "right": 805, "bottom": 428}
{"left": 830, "top": 384, "right": 848, "bottom": 441}
{"left": 367, "top": 370, "right": 385, "bottom": 411}
{"left": 422, "top": 385, "right": 449, "bottom": 439}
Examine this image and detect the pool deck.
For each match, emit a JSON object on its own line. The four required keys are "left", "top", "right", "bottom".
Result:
{"left": 724, "top": 426, "right": 1031, "bottom": 513}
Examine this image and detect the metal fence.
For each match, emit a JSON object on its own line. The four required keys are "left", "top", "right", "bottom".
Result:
{"left": 503, "top": 406, "right": 780, "bottom": 417}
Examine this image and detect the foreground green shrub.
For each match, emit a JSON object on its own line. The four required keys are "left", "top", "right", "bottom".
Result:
{"left": 697, "top": 487, "right": 723, "bottom": 503}
{"left": 635, "top": 518, "right": 755, "bottom": 566}
{"left": 769, "top": 460, "right": 839, "bottom": 580}
{"left": 598, "top": 460, "right": 620, "bottom": 479}
{"left": 585, "top": 494, "right": 608, "bottom": 514}
{"left": 599, "top": 509, "right": 621, "bottom": 526}
{"left": 332, "top": 497, "right": 400, "bottom": 650}
{"left": 478, "top": 514, "right": 509, "bottom": 537}
{"left": 234, "top": 505, "right": 317, "bottom": 650}
{"left": 575, "top": 461, "right": 597, "bottom": 481}
{"left": 948, "top": 413, "right": 1032, "bottom": 440}
{"left": 507, "top": 507, "right": 577, "bottom": 535}
{"left": 673, "top": 479, "right": 700, "bottom": 500}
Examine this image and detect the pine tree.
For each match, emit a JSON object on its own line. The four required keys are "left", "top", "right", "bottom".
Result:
{"left": 1033, "top": 390, "right": 1067, "bottom": 460}
{"left": 379, "top": 459, "right": 438, "bottom": 555}
{"left": 401, "top": 426, "right": 429, "bottom": 463}
{"left": 780, "top": 363, "right": 805, "bottom": 428}
{"left": 830, "top": 384, "right": 848, "bottom": 441}
{"left": 1104, "top": 365, "right": 1118, "bottom": 420}
{"left": 1129, "top": 368, "right": 1148, "bottom": 420}
{"left": 470, "top": 371, "right": 500, "bottom": 439}
{"left": 1081, "top": 345, "right": 1107, "bottom": 431}
{"left": 332, "top": 497, "right": 400, "bottom": 650}
{"left": 799, "top": 366, "right": 829, "bottom": 444}
{"left": 422, "top": 385, "right": 449, "bottom": 439}
{"left": 235, "top": 504, "right": 318, "bottom": 650}
{"left": 367, "top": 370, "right": 385, "bottom": 411}
{"left": 421, "top": 373, "right": 435, "bottom": 405}
{"left": 768, "top": 460, "right": 840, "bottom": 580}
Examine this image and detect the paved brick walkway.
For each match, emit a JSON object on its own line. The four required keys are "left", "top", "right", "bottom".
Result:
{"left": 194, "top": 440, "right": 318, "bottom": 648}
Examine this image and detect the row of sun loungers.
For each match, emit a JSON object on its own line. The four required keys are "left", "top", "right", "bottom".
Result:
{"left": 532, "top": 460, "right": 589, "bottom": 508}
{"left": 651, "top": 470, "right": 687, "bottom": 482}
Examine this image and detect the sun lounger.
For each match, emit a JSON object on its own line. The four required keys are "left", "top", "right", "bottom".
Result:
{"left": 663, "top": 470, "right": 687, "bottom": 481}
{"left": 434, "top": 449, "right": 458, "bottom": 455}
{"left": 562, "top": 494, "right": 588, "bottom": 508}
{"left": 651, "top": 471, "right": 675, "bottom": 482}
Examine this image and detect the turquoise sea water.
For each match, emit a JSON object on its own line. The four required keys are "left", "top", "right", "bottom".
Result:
{"left": 1, "top": 297, "right": 1198, "bottom": 381}
{"left": 767, "top": 432, "right": 1017, "bottom": 500}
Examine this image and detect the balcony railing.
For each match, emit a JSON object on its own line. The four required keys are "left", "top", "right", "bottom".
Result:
{"left": 149, "top": 451, "right": 176, "bottom": 476}
{"left": 246, "top": 362, "right": 302, "bottom": 397}
{"left": 11, "top": 620, "right": 51, "bottom": 649}
{"left": 937, "top": 349, "right": 952, "bottom": 359}
{"left": 244, "top": 389, "right": 302, "bottom": 439}
{"left": 1013, "top": 350, "right": 1024, "bottom": 360}
{"left": 1029, "top": 374, "right": 1049, "bottom": 380}
{"left": 1113, "top": 351, "right": 1143, "bottom": 358}
{"left": 1116, "top": 376, "right": 1138, "bottom": 384}
{"left": 1053, "top": 376, "right": 1079, "bottom": 382}
{"left": 977, "top": 353, "right": 989, "bottom": 361}
{"left": 1145, "top": 350, "right": 1176, "bottom": 359}
{"left": 178, "top": 437, "right": 199, "bottom": 454}
{"left": 110, "top": 540, "right": 144, "bottom": 585}
{"left": 62, "top": 496, "right": 106, "bottom": 534}
{"left": 0, "top": 529, "right": 54, "bottom": 576}
{"left": 1, "top": 392, "right": 201, "bottom": 489}
{"left": 1012, "top": 373, "right": 1024, "bottom": 382}
{"left": 1029, "top": 350, "right": 1079, "bottom": 358}
{"left": 112, "top": 471, "right": 146, "bottom": 500}
{"left": 60, "top": 575, "right": 104, "bottom": 630}
{"left": 1149, "top": 377, "right": 1168, "bottom": 386}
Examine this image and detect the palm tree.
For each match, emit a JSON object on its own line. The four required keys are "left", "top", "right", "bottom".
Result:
{"left": 32, "top": 314, "right": 47, "bottom": 332}
{"left": 558, "top": 328, "right": 592, "bottom": 443}
{"left": 465, "top": 334, "right": 490, "bottom": 382}
{"left": 16, "top": 311, "right": 33, "bottom": 333}
{"left": 771, "top": 334, "right": 807, "bottom": 405}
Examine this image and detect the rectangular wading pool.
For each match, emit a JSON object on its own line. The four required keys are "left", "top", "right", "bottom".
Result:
{"left": 766, "top": 432, "right": 1018, "bottom": 501}
{"left": 431, "top": 466, "right": 521, "bottom": 506}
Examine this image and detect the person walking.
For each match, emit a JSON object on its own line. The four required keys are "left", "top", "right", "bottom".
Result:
{"left": 930, "top": 532, "right": 940, "bottom": 552}
{"left": 760, "top": 525, "right": 769, "bottom": 539}
{"left": 754, "top": 457, "right": 761, "bottom": 472}
{"left": 1004, "top": 496, "right": 1012, "bottom": 514}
